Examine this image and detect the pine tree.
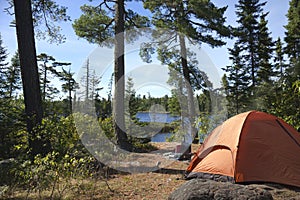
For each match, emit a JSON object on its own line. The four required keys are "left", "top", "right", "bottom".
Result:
{"left": 59, "top": 66, "right": 78, "bottom": 114}
{"left": 225, "top": 0, "right": 277, "bottom": 113}
{"left": 37, "top": 53, "right": 56, "bottom": 101}
{"left": 124, "top": 76, "right": 139, "bottom": 138}
{"left": 13, "top": 0, "right": 44, "bottom": 157}
{"left": 142, "top": 0, "right": 231, "bottom": 140}
{"left": 0, "top": 33, "right": 9, "bottom": 97}
{"left": 79, "top": 60, "right": 102, "bottom": 101}
{"left": 274, "top": 37, "right": 286, "bottom": 78}
{"left": 284, "top": 0, "right": 300, "bottom": 87}
{"left": 125, "top": 76, "right": 138, "bottom": 117}
{"left": 12, "top": 0, "right": 72, "bottom": 157}
{"left": 254, "top": 12, "right": 275, "bottom": 111}
{"left": 235, "top": 0, "right": 266, "bottom": 88}
{"left": 270, "top": 38, "right": 287, "bottom": 116}
{"left": 278, "top": 0, "right": 300, "bottom": 128}
{"left": 90, "top": 70, "right": 102, "bottom": 100}
{"left": 73, "top": 1, "right": 150, "bottom": 150}
{"left": 6, "top": 51, "right": 22, "bottom": 98}
{"left": 37, "top": 53, "right": 70, "bottom": 101}
{"left": 223, "top": 43, "right": 250, "bottom": 115}
{"left": 284, "top": 0, "right": 300, "bottom": 65}
{"left": 257, "top": 12, "right": 274, "bottom": 84}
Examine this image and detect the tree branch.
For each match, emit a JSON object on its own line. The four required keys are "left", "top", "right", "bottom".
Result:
{"left": 188, "top": 68, "right": 207, "bottom": 90}
{"left": 190, "top": 20, "right": 207, "bottom": 29}
{"left": 164, "top": 34, "right": 178, "bottom": 49}
{"left": 4, "top": 1, "right": 14, "bottom": 15}
{"left": 103, "top": 19, "right": 114, "bottom": 32}
{"left": 124, "top": 10, "right": 140, "bottom": 28}
{"left": 98, "top": 0, "right": 115, "bottom": 12}
{"left": 41, "top": 5, "right": 55, "bottom": 38}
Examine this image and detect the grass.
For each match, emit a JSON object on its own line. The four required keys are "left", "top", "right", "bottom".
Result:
{"left": 4, "top": 168, "right": 300, "bottom": 200}
{"left": 1, "top": 143, "right": 300, "bottom": 200}
{"left": 1, "top": 163, "right": 188, "bottom": 200}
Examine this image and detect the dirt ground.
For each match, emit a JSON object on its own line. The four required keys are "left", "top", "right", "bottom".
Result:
{"left": 90, "top": 142, "right": 300, "bottom": 200}
{"left": 4, "top": 142, "right": 300, "bottom": 199}
{"left": 84, "top": 142, "right": 300, "bottom": 200}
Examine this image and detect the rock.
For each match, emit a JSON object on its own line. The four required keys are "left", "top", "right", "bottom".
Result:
{"left": 168, "top": 179, "right": 273, "bottom": 200}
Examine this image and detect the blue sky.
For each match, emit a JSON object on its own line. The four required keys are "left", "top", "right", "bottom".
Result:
{"left": 0, "top": 0, "right": 290, "bottom": 98}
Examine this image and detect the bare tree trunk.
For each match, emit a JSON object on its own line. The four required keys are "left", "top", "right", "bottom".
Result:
{"left": 85, "top": 59, "right": 89, "bottom": 101}
{"left": 43, "top": 61, "right": 47, "bottom": 101}
{"left": 114, "top": 0, "right": 131, "bottom": 151}
{"left": 179, "top": 34, "right": 195, "bottom": 154}
{"left": 68, "top": 78, "right": 72, "bottom": 113}
{"left": 179, "top": 35, "right": 196, "bottom": 119}
{"left": 14, "top": 0, "right": 45, "bottom": 157}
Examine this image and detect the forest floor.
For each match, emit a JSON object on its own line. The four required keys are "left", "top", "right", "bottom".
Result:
{"left": 3, "top": 143, "right": 300, "bottom": 200}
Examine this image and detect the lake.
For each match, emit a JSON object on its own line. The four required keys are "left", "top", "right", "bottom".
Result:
{"left": 151, "top": 133, "right": 173, "bottom": 142}
{"left": 136, "top": 112, "right": 180, "bottom": 142}
{"left": 136, "top": 112, "right": 180, "bottom": 123}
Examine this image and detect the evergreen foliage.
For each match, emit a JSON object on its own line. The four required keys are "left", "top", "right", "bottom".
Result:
{"left": 6, "top": 52, "right": 22, "bottom": 99}
{"left": 0, "top": 33, "right": 9, "bottom": 97}
{"left": 73, "top": 0, "right": 150, "bottom": 150}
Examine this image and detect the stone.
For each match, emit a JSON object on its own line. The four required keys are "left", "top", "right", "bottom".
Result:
{"left": 168, "top": 179, "right": 273, "bottom": 200}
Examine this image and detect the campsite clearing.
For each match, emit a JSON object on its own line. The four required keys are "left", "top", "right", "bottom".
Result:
{"left": 5, "top": 142, "right": 300, "bottom": 199}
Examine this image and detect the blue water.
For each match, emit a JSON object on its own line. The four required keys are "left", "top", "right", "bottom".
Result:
{"left": 136, "top": 112, "right": 180, "bottom": 123}
{"left": 151, "top": 133, "right": 172, "bottom": 142}
{"left": 135, "top": 112, "right": 179, "bottom": 142}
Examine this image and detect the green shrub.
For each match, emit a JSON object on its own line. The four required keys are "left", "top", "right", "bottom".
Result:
{"left": 12, "top": 150, "right": 95, "bottom": 199}
{"left": 1, "top": 114, "right": 99, "bottom": 199}
{"left": 99, "top": 117, "right": 114, "bottom": 140}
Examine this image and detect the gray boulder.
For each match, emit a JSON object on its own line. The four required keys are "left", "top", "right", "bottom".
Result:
{"left": 169, "top": 179, "right": 273, "bottom": 200}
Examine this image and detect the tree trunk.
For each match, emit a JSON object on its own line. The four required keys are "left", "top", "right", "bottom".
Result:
{"left": 179, "top": 34, "right": 197, "bottom": 147}
{"left": 43, "top": 61, "right": 47, "bottom": 101}
{"left": 68, "top": 78, "right": 72, "bottom": 113}
{"left": 84, "top": 59, "right": 89, "bottom": 101}
{"left": 179, "top": 36, "right": 196, "bottom": 117}
{"left": 13, "top": 0, "right": 45, "bottom": 157}
{"left": 114, "top": 0, "right": 131, "bottom": 151}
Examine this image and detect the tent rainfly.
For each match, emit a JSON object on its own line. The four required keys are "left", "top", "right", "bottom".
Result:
{"left": 186, "top": 110, "right": 300, "bottom": 188}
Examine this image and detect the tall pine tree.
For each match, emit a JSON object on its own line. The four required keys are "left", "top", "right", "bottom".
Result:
{"left": 284, "top": 0, "right": 300, "bottom": 65}
{"left": 235, "top": 0, "right": 266, "bottom": 89}
{"left": 0, "top": 33, "right": 9, "bottom": 98}
{"left": 59, "top": 66, "right": 78, "bottom": 114}
{"left": 224, "top": 0, "right": 276, "bottom": 115}
{"left": 257, "top": 12, "right": 274, "bottom": 84}
{"left": 6, "top": 51, "right": 22, "bottom": 98}
{"left": 13, "top": 0, "right": 44, "bottom": 157}
{"left": 222, "top": 43, "right": 250, "bottom": 115}
{"left": 142, "top": 0, "right": 231, "bottom": 139}
{"left": 274, "top": 38, "right": 286, "bottom": 78}
{"left": 37, "top": 53, "right": 57, "bottom": 101}
{"left": 280, "top": 0, "right": 300, "bottom": 128}
{"left": 254, "top": 12, "right": 275, "bottom": 111}
{"left": 73, "top": 1, "right": 149, "bottom": 150}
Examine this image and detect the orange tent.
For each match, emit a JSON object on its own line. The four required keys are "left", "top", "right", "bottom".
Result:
{"left": 186, "top": 110, "right": 300, "bottom": 187}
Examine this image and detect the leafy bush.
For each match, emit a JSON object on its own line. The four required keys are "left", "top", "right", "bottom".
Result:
{"left": 99, "top": 117, "right": 114, "bottom": 140}
{"left": 0, "top": 99, "right": 26, "bottom": 159}
{"left": 12, "top": 151, "right": 95, "bottom": 199}
{"left": 0, "top": 115, "right": 100, "bottom": 199}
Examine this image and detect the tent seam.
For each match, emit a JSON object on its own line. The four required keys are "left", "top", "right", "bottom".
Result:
{"left": 233, "top": 110, "right": 254, "bottom": 182}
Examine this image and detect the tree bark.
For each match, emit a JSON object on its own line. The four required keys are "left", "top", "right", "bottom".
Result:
{"left": 85, "top": 59, "right": 89, "bottom": 101}
{"left": 179, "top": 34, "right": 197, "bottom": 148}
{"left": 13, "top": 0, "right": 45, "bottom": 157}
{"left": 179, "top": 35, "right": 196, "bottom": 119}
{"left": 114, "top": 0, "right": 131, "bottom": 151}
{"left": 68, "top": 77, "right": 72, "bottom": 113}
